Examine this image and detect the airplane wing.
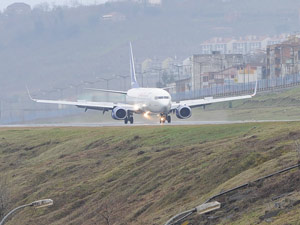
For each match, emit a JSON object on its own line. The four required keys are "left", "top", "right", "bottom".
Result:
{"left": 31, "top": 97, "right": 136, "bottom": 111}
{"left": 171, "top": 81, "right": 257, "bottom": 109}
{"left": 27, "top": 89, "right": 136, "bottom": 112}
{"left": 84, "top": 88, "right": 127, "bottom": 95}
{"left": 171, "top": 94, "right": 253, "bottom": 109}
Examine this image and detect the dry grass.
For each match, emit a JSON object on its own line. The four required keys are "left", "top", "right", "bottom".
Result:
{"left": 0, "top": 123, "right": 300, "bottom": 224}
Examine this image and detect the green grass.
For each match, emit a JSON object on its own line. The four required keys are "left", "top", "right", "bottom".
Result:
{"left": 191, "top": 86, "right": 300, "bottom": 121}
{"left": 1, "top": 123, "right": 300, "bottom": 224}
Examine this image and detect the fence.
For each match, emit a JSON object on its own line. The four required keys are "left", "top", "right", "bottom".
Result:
{"left": 172, "top": 73, "right": 300, "bottom": 101}
{"left": 2, "top": 73, "right": 300, "bottom": 124}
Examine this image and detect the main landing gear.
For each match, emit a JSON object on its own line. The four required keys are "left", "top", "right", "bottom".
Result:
{"left": 124, "top": 114, "right": 134, "bottom": 124}
{"left": 159, "top": 114, "right": 171, "bottom": 124}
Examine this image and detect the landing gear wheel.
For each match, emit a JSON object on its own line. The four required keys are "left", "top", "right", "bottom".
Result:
{"left": 124, "top": 118, "right": 128, "bottom": 124}
{"left": 129, "top": 117, "right": 134, "bottom": 124}
{"left": 167, "top": 115, "right": 171, "bottom": 123}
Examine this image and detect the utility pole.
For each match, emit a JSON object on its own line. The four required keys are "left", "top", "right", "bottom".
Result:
{"left": 96, "top": 77, "right": 116, "bottom": 89}
{"left": 117, "top": 75, "right": 129, "bottom": 90}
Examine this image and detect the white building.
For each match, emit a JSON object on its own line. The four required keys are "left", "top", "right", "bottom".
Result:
{"left": 200, "top": 38, "right": 232, "bottom": 54}
{"left": 199, "top": 34, "right": 290, "bottom": 55}
{"left": 148, "top": 0, "right": 162, "bottom": 5}
{"left": 133, "top": 0, "right": 162, "bottom": 6}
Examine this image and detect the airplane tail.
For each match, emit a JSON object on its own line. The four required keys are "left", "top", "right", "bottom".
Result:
{"left": 130, "top": 42, "right": 139, "bottom": 88}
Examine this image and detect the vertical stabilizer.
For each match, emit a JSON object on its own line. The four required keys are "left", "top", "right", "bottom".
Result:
{"left": 130, "top": 42, "right": 139, "bottom": 88}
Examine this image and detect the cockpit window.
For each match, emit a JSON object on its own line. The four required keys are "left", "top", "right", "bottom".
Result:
{"left": 155, "top": 96, "right": 170, "bottom": 100}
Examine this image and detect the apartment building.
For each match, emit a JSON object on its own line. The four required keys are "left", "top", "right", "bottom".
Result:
{"left": 200, "top": 34, "right": 289, "bottom": 55}
{"left": 267, "top": 35, "right": 300, "bottom": 78}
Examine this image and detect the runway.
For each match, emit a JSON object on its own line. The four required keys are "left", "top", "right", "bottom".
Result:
{"left": 0, "top": 120, "right": 298, "bottom": 128}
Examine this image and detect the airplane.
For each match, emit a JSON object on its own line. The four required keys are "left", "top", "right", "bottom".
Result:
{"left": 28, "top": 43, "right": 257, "bottom": 124}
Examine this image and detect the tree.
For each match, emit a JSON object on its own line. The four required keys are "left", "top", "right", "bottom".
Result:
{"left": 100, "top": 203, "right": 113, "bottom": 225}
{"left": 162, "top": 71, "right": 175, "bottom": 86}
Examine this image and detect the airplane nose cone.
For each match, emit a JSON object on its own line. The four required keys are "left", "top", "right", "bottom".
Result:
{"left": 161, "top": 100, "right": 171, "bottom": 112}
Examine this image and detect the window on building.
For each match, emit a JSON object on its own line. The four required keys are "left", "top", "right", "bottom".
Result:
{"left": 203, "top": 76, "right": 209, "bottom": 82}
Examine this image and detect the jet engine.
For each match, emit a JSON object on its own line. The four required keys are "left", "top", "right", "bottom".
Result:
{"left": 111, "top": 107, "right": 127, "bottom": 120}
{"left": 176, "top": 105, "right": 192, "bottom": 119}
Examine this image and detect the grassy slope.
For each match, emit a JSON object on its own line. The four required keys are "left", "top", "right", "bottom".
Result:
{"left": 1, "top": 123, "right": 300, "bottom": 224}
{"left": 192, "top": 86, "right": 300, "bottom": 121}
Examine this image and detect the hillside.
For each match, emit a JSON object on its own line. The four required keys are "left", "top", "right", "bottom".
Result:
{"left": 192, "top": 86, "right": 300, "bottom": 121}
{"left": 1, "top": 122, "right": 300, "bottom": 224}
{"left": 1, "top": 0, "right": 300, "bottom": 97}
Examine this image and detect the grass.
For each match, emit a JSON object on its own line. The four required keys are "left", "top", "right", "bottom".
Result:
{"left": 191, "top": 86, "right": 300, "bottom": 122}
{"left": 0, "top": 123, "right": 300, "bottom": 224}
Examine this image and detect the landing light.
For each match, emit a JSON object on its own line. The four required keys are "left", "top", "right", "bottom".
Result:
{"left": 143, "top": 111, "right": 151, "bottom": 119}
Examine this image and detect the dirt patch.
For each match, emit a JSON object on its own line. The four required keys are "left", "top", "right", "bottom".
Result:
{"left": 84, "top": 140, "right": 108, "bottom": 150}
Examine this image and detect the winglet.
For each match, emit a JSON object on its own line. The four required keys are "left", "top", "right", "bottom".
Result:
{"left": 26, "top": 85, "right": 35, "bottom": 101}
{"left": 130, "top": 42, "right": 139, "bottom": 89}
{"left": 251, "top": 80, "right": 258, "bottom": 97}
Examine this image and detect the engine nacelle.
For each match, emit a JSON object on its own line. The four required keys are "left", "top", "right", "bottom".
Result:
{"left": 111, "top": 107, "right": 127, "bottom": 120}
{"left": 176, "top": 105, "right": 192, "bottom": 119}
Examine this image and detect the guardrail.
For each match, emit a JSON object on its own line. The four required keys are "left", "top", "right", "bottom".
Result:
{"left": 166, "top": 163, "right": 300, "bottom": 225}
{"left": 172, "top": 73, "right": 300, "bottom": 101}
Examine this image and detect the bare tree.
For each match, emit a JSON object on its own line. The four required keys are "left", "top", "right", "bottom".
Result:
{"left": 95, "top": 196, "right": 128, "bottom": 225}
{"left": 100, "top": 202, "right": 113, "bottom": 225}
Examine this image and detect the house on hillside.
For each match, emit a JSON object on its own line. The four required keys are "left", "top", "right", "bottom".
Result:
{"left": 102, "top": 12, "right": 126, "bottom": 22}
{"left": 237, "top": 65, "right": 261, "bottom": 83}
{"left": 199, "top": 34, "right": 289, "bottom": 55}
{"left": 267, "top": 35, "right": 300, "bottom": 78}
{"left": 135, "top": 0, "right": 162, "bottom": 6}
{"left": 191, "top": 52, "right": 243, "bottom": 89}
{"left": 5, "top": 3, "right": 31, "bottom": 15}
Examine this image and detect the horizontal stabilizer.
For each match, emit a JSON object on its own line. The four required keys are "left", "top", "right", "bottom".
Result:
{"left": 85, "top": 88, "right": 127, "bottom": 95}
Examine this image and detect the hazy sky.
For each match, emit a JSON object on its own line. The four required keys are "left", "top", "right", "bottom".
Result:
{"left": 0, "top": 0, "right": 109, "bottom": 10}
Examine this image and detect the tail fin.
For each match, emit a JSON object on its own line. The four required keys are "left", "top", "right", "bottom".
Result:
{"left": 130, "top": 42, "right": 139, "bottom": 88}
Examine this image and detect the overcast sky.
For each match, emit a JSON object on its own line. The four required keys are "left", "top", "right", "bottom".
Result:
{"left": 0, "top": 0, "right": 109, "bottom": 10}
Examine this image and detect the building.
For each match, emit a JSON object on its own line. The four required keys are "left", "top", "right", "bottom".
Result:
{"left": 200, "top": 38, "right": 232, "bottom": 54}
{"left": 237, "top": 65, "right": 261, "bottom": 83}
{"left": 141, "top": 58, "right": 153, "bottom": 73}
{"left": 175, "top": 78, "right": 191, "bottom": 93}
{"left": 201, "top": 67, "right": 239, "bottom": 87}
{"left": 191, "top": 52, "right": 243, "bottom": 89}
{"left": 182, "top": 57, "right": 193, "bottom": 79}
{"left": 5, "top": 3, "right": 31, "bottom": 15}
{"left": 102, "top": 12, "right": 126, "bottom": 21}
{"left": 134, "top": 0, "right": 162, "bottom": 6}
{"left": 200, "top": 34, "right": 289, "bottom": 55}
{"left": 148, "top": 0, "right": 162, "bottom": 5}
{"left": 267, "top": 35, "right": 300, "bottom": 78}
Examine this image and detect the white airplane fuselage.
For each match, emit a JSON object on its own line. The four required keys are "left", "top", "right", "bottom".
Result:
{"left": 126, "top": 88, "right": 172, "bottom": 114}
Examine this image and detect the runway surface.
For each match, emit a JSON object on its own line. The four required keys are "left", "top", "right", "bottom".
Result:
{"left": 0, "top": 120, "right": 298, "bottom": 128}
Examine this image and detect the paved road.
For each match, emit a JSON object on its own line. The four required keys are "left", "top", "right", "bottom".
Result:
{"left": 0, "top": 120, "right": 298, "bottom": 128}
